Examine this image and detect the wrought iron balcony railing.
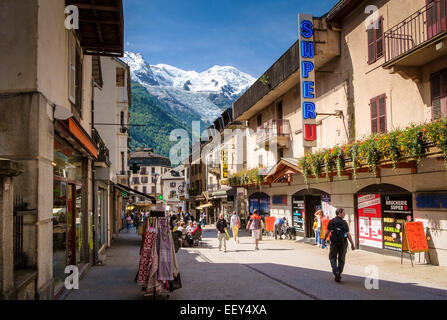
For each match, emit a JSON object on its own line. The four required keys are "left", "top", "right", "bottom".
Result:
{"left": 256, "top": 119, "right": 291, "bottom": 144}
{"left": 384, "top": 0, "right": 447, "bottom": 63}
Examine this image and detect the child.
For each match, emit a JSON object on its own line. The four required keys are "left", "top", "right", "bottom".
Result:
{"left": 313, "top": 217, "right": 320, "bottom": 247}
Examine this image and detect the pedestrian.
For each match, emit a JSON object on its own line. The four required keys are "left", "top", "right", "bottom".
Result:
{"left": 230, "top": 211, "right": 241, "bottom": 244}
{"left": 322, "top": 208, "right": 356, "bottom": 283}
{"left": 274, "top": 216, "right": 285, "bottom": 240}
{"left": 314, "top": 209, "right": 323, "bottom": 246}
{"left": 216, "top": 213, "right": 228, "bottom": 252}
{"left": 247, "top": 209, "right": 263, "bottom": 251}
{"left": 201, "top": 211, "right": 206, "bottom": 227}
{"left": 313, "top": 217, "right": 320, "bottom": 247}
{"left": 125, "top": 213, "right": 132, "bottom": 233}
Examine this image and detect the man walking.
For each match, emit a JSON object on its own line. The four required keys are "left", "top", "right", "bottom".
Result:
{"left": 322, "top": 208, "right": 355, "bottom": 283}
{"left": 247, "top": 209, "right": 263, "bottom": 251}
{"left": 230, "top": 211, "right": 241, "bottom": 244}
{"left": 216, "top": 213, "right": 228, "bottom": 252}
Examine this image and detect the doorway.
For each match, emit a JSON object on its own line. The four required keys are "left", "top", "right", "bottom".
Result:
{"left": 292, "top": 189, "right": 329, "bottom": 238}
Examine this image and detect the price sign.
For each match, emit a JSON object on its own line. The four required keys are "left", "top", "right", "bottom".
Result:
{"left": 402, "top": 222, "right": 429, "bottom": 253}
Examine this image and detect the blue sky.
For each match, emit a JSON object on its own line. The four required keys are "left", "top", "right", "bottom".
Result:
{"left": 124, "top": 0, "right": 339, "bottom": 78}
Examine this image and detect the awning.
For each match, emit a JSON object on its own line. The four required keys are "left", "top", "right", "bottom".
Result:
{"left": 196, "top": 203, "right": 213, "bottom": 210}
{"left": 55, "top": 118, "right": 98, "bottom": 159}
{"left": 263, "top": 158, "right": 301, "bottom": 184}
{"left": 66, "top": 0, "right": 124, "bottom": 57}
{"left": 210, "top": 190, "right": 228, "bottom": 200}
{"left": 115, "top": 183, "right": 156, "bottom": 203}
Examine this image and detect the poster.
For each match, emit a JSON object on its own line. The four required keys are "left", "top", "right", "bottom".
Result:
{"left": 382, "top": 194, "right": 413, "bottom": 251}
{"left": 358, "top": 194, "right": 383, "bottom": 248}
{"left": 292, "top": 197, "right": 305, "bottom": 233}
{"left": 259, "top": 198, "right": 270, "bottom": 216}
{"left": 321, "top": 194, "right": 336, "bottom": 219}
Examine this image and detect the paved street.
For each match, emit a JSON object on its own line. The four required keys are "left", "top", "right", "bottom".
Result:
{"left": 66, "top": 227, "right": 447, "bottom": 300}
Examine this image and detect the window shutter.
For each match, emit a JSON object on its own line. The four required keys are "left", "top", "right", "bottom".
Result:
{"left": 68, "top": 32, "right": 76, "bottom": 104}
{"left": 431, "top": 73, "right": 442, "bottom": 120}
{"left": 376, "top": 19, "right": 384, "bottom": 58}
{"left": 367, "top": 28, "right": 375, "bottom": 63}
{"left": 378, "top": 96, "right": 386, "bottom": 133}
{"left": 370, "top": 99, "right": 378, "bottom": 133}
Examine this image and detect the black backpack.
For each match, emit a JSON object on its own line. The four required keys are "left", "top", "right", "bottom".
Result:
{"left": 330, "top": 218, "right": 346, "bottom": 245}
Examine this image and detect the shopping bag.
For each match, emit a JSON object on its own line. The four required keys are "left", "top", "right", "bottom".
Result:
{"left": 225, "top": 229, "right": 230, "bottom": 241}
{"left": 169, "top": 273, "right": 182, "bottom": 292}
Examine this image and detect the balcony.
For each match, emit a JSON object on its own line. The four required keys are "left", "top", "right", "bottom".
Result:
{"left": 207, "top": 184, "right": 220, "bottom": 192}
{"left": 208, "top": 163, "right": 221, "bottom": 176}
{"left": 384, "top": 0, "right": 447, "bottom": 74}
{"left": 256, "top": 120, "right": 291, "bottom": 148}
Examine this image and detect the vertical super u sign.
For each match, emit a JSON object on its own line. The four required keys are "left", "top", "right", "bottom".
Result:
{"left": 299, "top": 15, "right": 317, "bottom": 145}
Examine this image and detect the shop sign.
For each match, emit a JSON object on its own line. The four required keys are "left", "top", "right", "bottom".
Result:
{"left": 299, "top": 14, "right": 317, "bottom": 148}
{"left": 415, "top": 193, "right": 447, "bottom": 209}
{"left": 357, "top": 194, "right": 383, "bottom": 249}
{"left": 382, "top": 194, "right": 413, "bottom": 251}
{"left": 222, "top": 149, "right": 228, "bottom": 179}
{"left": 292, "top": 197, "right": 305, "bottom": 233}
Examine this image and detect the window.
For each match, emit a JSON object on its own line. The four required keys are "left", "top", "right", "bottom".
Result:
{"left": 370, "top": 94, "right": 387, "bottom": 133}
{"left": 132, "top": 177, "right": 140, "bottom": 184}
{"left": 258, "top": 155, "right": 263, "bottom": 167}
{"left": 257, "top": 114, "right": 262, "bottom": 127}
{"left": 121, "top": 152, "right": 125, "bottom": 173}
{"left": 277, "top": 101, "right": 283, "bottom": 120}
{"left": 170, "top": 182, "right": 176, "bottom": 188}
{"left": 367, "top": 17, "right": 384, "bottom": 64}
{"left": 143, "top": 186, "right": 147, "bottom": 194}
{"left": 116, "top": 68, "right": 125, "bottom": 87}
{"left": 151, "top": 167, "right": 155, "bottom": 174}
{"left": 430, "top": 68, "right": 447, "bottom": 120}
{"left": 170, "top": 191, "right": 176, "bottom": 198}
{"left": 152, "top": 186, "right": 156, "bottom": 194}
{"left": 68, "top": 32, "right": 83, "bottom": 114}
{"left": 141, "top": 177, "right": 148, "bottom": 184}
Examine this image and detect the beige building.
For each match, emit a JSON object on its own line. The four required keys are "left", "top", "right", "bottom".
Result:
{"left": 93, "top": 56, "right": 132, "bottom": 256}
{"left": 129, "top": 148, "right": 171, "bottom": 202}
{"left": 161, "top": 165, "right": 186, "bottom": 212}
{"left": 233, "top": 0, "right": 447, "bottom": 265}
{"left": 0, "top": 0, "right": 124, "bottom": 299}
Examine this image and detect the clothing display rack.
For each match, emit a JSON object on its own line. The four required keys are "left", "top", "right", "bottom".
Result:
{"left": 137, "top": 210, "right": 181, "bottom": 299}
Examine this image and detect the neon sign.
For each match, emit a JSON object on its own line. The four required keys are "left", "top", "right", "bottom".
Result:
{"left": 299, "top": 14, "right": 317, "bottom": 148}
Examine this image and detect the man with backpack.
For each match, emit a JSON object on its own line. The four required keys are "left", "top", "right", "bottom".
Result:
{"left": 322, "top": 208, "right": 355, "bottom": 283}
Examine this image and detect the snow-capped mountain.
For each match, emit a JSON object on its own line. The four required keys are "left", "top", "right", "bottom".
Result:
{"left": 123, "top": 51, "right": 255, "bottom": 123}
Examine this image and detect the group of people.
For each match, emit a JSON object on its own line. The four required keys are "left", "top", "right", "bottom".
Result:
{"left": 169, "top": 212, "right": 202, "bottom": 247}
{"left": 214, "top": 207, "right": 356, "bottom": 284}
{"left": 123, "top": 211, "right": 144, "bottom": 233}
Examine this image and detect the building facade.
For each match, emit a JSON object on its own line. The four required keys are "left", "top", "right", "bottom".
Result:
{"left": 232, "top": 0, "right": 447, "bottom": 265}
{"left": 0, "top": 0, "right": 125, "bottom": 299}
{"left": 129, "top": 148, "right": 171, "bottom": 204}
{"left": 161, "top": 165, "right": 186, "bottom": 213}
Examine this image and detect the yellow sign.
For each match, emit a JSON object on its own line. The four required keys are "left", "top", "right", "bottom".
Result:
{"left": 222, "top": 149, "right": 228, "bottom": 179}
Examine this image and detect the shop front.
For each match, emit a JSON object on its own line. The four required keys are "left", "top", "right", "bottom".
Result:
{"left": 53, "top": 133, "right": 90, "bottom": 296}
{"left": 249, "top": 192, "right": 270, "bottom": 217}
{"left": 291, "top": 189, "right": 331, "bottom": 238}
{"left": 355, "top": 184, "right": 413, "bottom": 254}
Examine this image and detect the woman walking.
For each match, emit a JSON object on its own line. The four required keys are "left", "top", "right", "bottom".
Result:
{"left": 230, "top": 211, "right": 241, "bottom": 244}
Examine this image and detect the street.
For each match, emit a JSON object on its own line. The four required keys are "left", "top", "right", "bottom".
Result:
{"left": 65, "top": 227, "right": 447, "bottom": 300}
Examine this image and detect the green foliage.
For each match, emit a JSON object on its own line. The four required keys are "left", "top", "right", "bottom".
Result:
{"left": 129, "top": 81, "right": 205, "bottom": 164}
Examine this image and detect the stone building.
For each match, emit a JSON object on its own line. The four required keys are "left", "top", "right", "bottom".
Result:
{"left": 0, "top": 0, "right": 125, "bottom": 299}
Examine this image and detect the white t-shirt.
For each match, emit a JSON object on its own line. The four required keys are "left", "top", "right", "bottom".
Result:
{"left": 230, "top": 214, "right": 240, "bottom": 227}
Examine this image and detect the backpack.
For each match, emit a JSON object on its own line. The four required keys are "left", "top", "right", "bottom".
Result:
{"left": 329, "top": 218, "right": 346, "bottom": 245}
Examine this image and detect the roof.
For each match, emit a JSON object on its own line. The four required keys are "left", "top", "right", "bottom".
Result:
{"left": 129, "top": 148, "right": 171, "bottom": 167}
{"left": 326, "top": 0, "right": 364, "bottom": 23}
{"left": 66, "top": 0, "right": 124, "bottom": 57}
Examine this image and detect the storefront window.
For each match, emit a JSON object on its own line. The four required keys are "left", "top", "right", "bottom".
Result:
{"left": 53, "top": 180, "right": 67, "bottom": 294}
{"left": 53, "top": 134, "right": 85, "bottom": 295}
{"left": 249, "top": 193, "right": 270, "bottom": 216}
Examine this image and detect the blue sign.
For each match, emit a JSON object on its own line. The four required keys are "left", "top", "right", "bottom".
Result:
{"left": 299, "top": 14, "right": 317, "bottom": 147}
{"left": 416, "top": 193, "right": 447, "bottom": 209}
